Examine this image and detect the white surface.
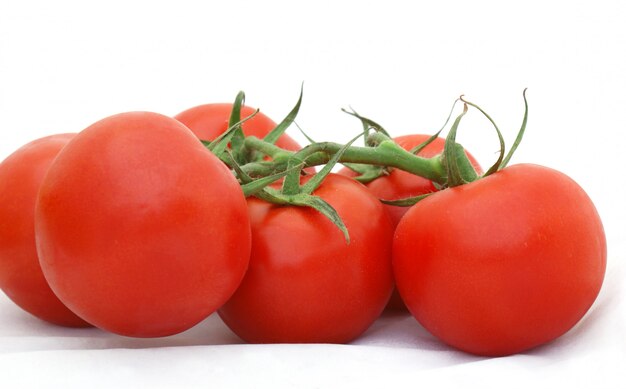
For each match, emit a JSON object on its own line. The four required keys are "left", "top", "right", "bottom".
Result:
{"left": 1, "top": 0, "right": 625, "bottom": 387}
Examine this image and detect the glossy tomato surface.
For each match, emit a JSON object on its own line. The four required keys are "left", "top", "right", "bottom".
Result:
{"left": 35, "top": 112, "right": 251, "bottom": 337}
{"left": 393, "top": 163, "right": 606, "bottom": 356}
{"left": 0, "top": 134, "right": 89, "bottom": 327}
{"left": 218, "top": 174, "right": 394, "bottom": 343}
{"left": 340, "top": 134, "right": 481, "bottom": 310}
{"left": 174, "top": 103, "right": 303, "bottom": 151}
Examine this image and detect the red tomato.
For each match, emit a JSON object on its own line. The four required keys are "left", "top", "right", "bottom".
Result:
{"left": 174, "top": 103, "right": 303, "bottom": 151}
{"left": 393, "top": 163, "right": 606, "bottom": 356}
{"left": 218, "top": 174, "right": 394, "bottom": 343}
{"left": 0, "top": 134, "right": 89, "bottom": 327}
{"left": 35, "top": 112, "right": 251, "bottom": 337}
{"left": 339, "top": 134, "right": 481, "bottom": 310}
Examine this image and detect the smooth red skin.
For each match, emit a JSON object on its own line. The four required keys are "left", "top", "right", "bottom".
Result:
{"left": 393, "top": 164, "right": 607, "bottom": 356}
{"left": 35, "top": 112, "right": 251, "bottom": 337}
{"left": 340, "top": 134, "right": 482, "bottom": 310}
{"left": 0, "top": 134, "right": 89, "bottom": 327}
{"left": 218, "top": 174, "right": 394, "bottom": 343}
{"left": 174, "top": 103, "right": 303, "bottom": 151}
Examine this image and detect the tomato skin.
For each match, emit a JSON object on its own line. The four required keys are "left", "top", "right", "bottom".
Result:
{"left": 393, "top": 163, "right": 606, "bottom": 356}
{"left": 35, "top": 112, "right": 251, "bottom": 337}
{"left": 218, "top": 174, "right": 394, "bottom": 343}
{"left": 0, "top": 134, "right": 89, "bottom": 327}
{"left": 339, "top": 134, "right": 481, "bottom": 310}
{"left": 174, "top": 103, "right": 303, "bottom": 151}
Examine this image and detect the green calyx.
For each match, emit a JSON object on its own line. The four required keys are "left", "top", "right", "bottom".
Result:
{"left": 383, "top": 90, "right": 529, "bottom": 206}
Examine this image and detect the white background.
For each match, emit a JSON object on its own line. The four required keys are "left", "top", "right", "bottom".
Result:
{"left": 1, "top": 0, "right": 625, "bottom": 387}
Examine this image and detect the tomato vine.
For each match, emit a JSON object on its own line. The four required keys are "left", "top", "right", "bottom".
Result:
{"left": 205, "top": 88, "right": 530, "bottom": 240}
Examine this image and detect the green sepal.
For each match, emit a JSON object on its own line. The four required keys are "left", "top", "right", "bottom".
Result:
{"left": 263, "top": 83, "right": 304, "bottom": 145}
{"left": 251, "top": 187, "right": 350, "bottom": 244}
{"left": 501, "top": 88, "right": 528, "bottom": 169}
{"left": 380, "top": 192, "right": 433, "bottom": 207}
{"left": 342, "top": 108, "right": 391, "bottom": 144}
{"left": 294, "top": 121, "right": 317, "bottom": 145}
{"left": 206, "top": 96, "right": 258, "bottom": 158}
{"left": 226, "top": 91, "right": 248, "bottom": 165}
{"left": 409, "top": 131, "right": 441, "bottom": 155}
{"left": 292, "top": 193, "right": 350, "bottom": 243}
{"left": 408, "top": 98, "right": 461, "bottom": 155}
{"left": 207, "top": 114, "right": 258, "bottom": 162}
{"left": 220, "top": 150, "right": 253, "bottom": 183}
{"left": 460, "top": 95, "right": 505, "bottom": 177}
{"left": 442, "top": 103, "right": 478, "bottom": 187}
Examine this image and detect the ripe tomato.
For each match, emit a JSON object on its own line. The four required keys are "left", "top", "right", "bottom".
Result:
{"left": 218, "top": 174, "right": 394, "bottom": 343}
{"left": 0, "top": 134, "right": 89, "bottom": 327}
{"left": 340, "top": 134, "right": 481, "bottom": 310}
{"left": 35, "top": 112, "right": 251, "bottom": 337}
{"left": 393, "top": 163, "right": 606, "bottom": 356}
{"left": 174, "top": 103, "right": 303, "bottom": 151}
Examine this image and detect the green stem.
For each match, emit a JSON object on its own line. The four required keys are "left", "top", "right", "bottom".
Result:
{"left": 242, "top": 136, "right": 447, "bottom": 185}
{"left": 243, "top": 136, "right": 293, "bottom": 160}
{"left": 238, "top": 160, "right": 282, "bottom": 177}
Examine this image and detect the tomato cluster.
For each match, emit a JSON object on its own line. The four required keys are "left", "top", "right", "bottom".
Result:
{"left": 0, "top": 92, "right": 606, "bottom": 356}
